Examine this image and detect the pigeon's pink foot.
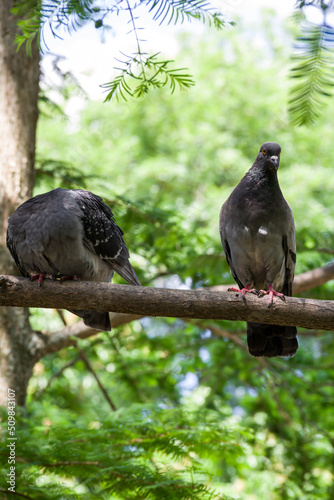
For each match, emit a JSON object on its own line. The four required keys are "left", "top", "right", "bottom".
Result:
{"left": 259, "top": 284, "right": 285, "bottom": 308}
{"left": 59, "top": 275, "right": 78, "bottom": 282}
{"left": 228, "top": 283, "right": 258, "bottom": 298}
{"left": 29, "top": 273, "right": 54, "bottom": 287}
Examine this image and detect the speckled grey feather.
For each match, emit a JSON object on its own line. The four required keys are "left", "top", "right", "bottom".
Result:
{"left": 7, "top": 188, "right": 140, "bottom": 331}
{"left": 219, "top": 142, "right": 297, "bottom": 357}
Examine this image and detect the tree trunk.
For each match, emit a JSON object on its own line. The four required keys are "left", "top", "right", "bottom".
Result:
{"left": 0, "top": 1, "right": 40, "bottom": 406}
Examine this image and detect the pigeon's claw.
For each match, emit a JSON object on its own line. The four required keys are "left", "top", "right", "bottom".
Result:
{"left": 259, "top": 284, "right": 285, "bottom": 308}
{"left": 228, "top": 283, "right": 258, "bottom": 299}
{"left": 29, "top": 273, "right": 55, "bottom": 286}
{"left": 59, "top": 274, "right": 78, "bottom": 282}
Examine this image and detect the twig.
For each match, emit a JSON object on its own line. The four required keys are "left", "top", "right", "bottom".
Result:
{"left": 56, "top": 309, "right": 67, "bottom": 326}
{"left": 73, "top": 341, "right": 117, "bottom": 412}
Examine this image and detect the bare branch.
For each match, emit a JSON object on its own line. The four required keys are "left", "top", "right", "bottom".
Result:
{"left": 0, "top": 276, "right": 333, "bottom": 332}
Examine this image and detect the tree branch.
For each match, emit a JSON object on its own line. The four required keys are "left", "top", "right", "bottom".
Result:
{"left": 34, "top": 312, "right": 142, "bottom": 359}
{"left": 0, "top": 275, "right": 333, "bottom": 331}
{"left": 22, "top": 262, "right": 334, "bottom": 359}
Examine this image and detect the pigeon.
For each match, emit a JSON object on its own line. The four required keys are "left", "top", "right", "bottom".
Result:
{"left": 219, "top": 142, "right": 298, "bottom": 357}
{"left": 6, "top": 188, "right": 141, "bottom": 331}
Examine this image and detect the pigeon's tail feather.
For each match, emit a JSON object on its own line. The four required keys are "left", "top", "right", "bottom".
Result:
{"left": 247, "top": 322, "right": 298, "bottom": 358}
{"left": 69, "top": 309, "right": 111, "bottom": 331}
{"left": 113, "top": 261, "right": 141, "bottom": 286}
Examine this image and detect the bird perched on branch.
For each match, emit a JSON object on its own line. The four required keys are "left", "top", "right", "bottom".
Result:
{"left": 7, "top": 188, "right": 140, "bottom": 331}
{"left": 219, "top": 142, "right": 298, "bottom": 357}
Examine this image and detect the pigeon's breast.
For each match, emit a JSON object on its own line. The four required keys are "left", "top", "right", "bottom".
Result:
{"left": 228, "top": 221, "right": 286, "bottom": 290}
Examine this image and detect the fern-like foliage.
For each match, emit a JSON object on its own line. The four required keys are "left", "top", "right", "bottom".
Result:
{"left": 144, "top": 0, "right": 229, "bottom": 28}
{"left": 289, "top": 3, "right": 334, "bottom": 125}
{"left": 101, "top": 52, "right": 195, "bottom": 101}
{"left": 13, "top": 0, "right": 231, "bottom": 99}
{"left": 13, "top": 0, "right": 98, "bottom": 54}
{"left": 0, "top": 404, "right": 241, "bottom": 499}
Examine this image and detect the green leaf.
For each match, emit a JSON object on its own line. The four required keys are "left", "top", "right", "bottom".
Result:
{"left": 101, "top": 53, "right": 195, "bottom": 101}
{"left": 289, "top": 21, "right": 334, "bottom": 126}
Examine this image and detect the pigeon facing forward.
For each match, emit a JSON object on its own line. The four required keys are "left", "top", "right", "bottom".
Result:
{"left": 219, "top": 142, "right": 298, "bottom": 357}
{"left": 7, "top": 188, "right": 141, "bottom": 331}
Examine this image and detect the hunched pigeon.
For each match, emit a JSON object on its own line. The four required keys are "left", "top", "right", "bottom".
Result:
{"left": 7, "top": 188, "right": 141, "bottom": 331}
{"left": 219, "top": 142, "right": 298, "bottom": 357}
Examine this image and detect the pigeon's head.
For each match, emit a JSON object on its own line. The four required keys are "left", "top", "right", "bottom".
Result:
{"left": 257, "top": 142, "right": 281, "bottom": 171}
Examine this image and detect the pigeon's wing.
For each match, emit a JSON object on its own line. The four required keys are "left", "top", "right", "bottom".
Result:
{"left": 222, "top": 237, "right": 245, "bottom": 290}
{"left": 73, "top": 190, "right": 140, "bottom": 286}
{"left": 246, "top": 202, "right": 297, "bottom": 357}
{"left": 219, "top": 201, "right": 245, "bottom": 290}
{"left": 282, "top": 203, "right": 296, "bottom": 297}
{"left": 6, "top": 228, "right": 30, "bottom": 277}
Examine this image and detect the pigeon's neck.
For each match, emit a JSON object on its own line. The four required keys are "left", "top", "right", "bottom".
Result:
{"left": 236, "top": 164, "right": 285, "bottom": 214}
{"left": 246, "top": 164, "right": 281, "bottom": 192}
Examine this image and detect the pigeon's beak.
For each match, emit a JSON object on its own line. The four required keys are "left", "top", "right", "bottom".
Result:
{"left": 269, "top": 155, "right": 279, "bottom": 170}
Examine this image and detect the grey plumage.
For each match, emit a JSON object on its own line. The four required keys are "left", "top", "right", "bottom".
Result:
{"left": 7, "top": 188, "right": 140, "bottom": 331}
{"left": 219, "top": 142, "right": 298, "bottom": 357}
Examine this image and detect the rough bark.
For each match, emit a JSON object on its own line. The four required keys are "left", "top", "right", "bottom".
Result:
{"left": 0, "top": 276, "right": 333, "bottom": 331}
{"left": 0, "top": 1, "right": 40, "bottom": 406}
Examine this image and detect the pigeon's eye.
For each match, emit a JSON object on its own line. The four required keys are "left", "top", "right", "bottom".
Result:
{"left": 262, "top": 149, "right": 266, "bottom": 155}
